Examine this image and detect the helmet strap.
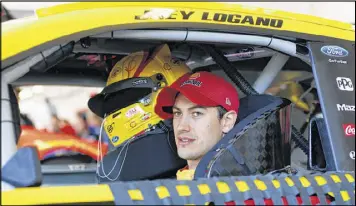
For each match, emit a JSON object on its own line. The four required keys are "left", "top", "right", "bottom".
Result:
{"left": 157, "top": 121, "right": 177, "bottom": 155}
{"left": 96, "top": 115, "right": 132, "bottom": 182}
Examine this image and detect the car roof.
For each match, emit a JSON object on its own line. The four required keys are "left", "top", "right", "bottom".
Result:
{"left": 2, "top": 2, "right": 355, "bottom": 65}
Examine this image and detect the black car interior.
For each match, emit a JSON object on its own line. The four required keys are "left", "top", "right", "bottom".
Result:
{"left": 3, "top": 42, "right": 310, "bottom": 187}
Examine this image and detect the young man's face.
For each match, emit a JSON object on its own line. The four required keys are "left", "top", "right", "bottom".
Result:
{"left": 172, "top": 94, "right": 225, "bottom": 164}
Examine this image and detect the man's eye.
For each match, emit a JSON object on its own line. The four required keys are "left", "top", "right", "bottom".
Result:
{"left": 192, "top": 112, "right": 203, "bottom": 117}
{"left": 173, "top": 111, "right": 182, "bottom": 117}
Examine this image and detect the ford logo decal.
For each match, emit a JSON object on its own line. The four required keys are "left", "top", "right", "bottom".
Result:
{"left": 321, "top": 45, "right": 349, "bottom": 57}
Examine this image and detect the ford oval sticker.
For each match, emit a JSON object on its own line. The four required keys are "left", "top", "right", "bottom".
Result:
{"left": 321, "top": 45, "right": 349, "bottom": 57}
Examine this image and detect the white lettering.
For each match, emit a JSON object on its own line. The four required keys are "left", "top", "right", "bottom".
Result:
{"left": 337, "top": 104, "right": 355, "bottom": 112}
{"left": 125, "top": 106, "right": 144, "bottom": 118}
{"left": 350, "top": 151, "right": 355, "bottom": 160}
{"left": 345, "top": 125, "right": 355, "bottom": 136}
{"left": 336, "top": 77, "right": 354, "bottom": 91}
{"left": 327, "top": 48, "right": 343, "bottom": 56}
{"left": 68, "top": 164, "right": 86, "bottom": 171}
{"left": 181, "top": 79, "right": 202, "bottom": 87}
{"left": 329, "top": 59, "right": 347, "bottom": 64}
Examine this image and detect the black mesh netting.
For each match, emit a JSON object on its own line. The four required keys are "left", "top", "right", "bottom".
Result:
{"left": 207, "top": 109, "right": 289, "bottom": 177}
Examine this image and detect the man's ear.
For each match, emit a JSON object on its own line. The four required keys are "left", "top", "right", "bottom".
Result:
{"left": 221, "top": 111, "right": 238, "bottom": 134}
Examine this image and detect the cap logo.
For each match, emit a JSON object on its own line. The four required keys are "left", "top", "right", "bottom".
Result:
{"left": 189, "top": 73, "right": 200, "bottom": 79}
{"left": 181, "top": 79, "right": 202, "bottom": 87}
{"left": 180, "top": 73, "right": 203, "bottom": 87}
{"left": 226, "top": 98, "right": 231, "bottom": 106}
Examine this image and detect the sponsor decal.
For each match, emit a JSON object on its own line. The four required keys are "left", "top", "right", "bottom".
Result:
{"left": 123, "top": 56, "right": 137, "bottom": 77}
{"left": 68, "top": 164, "right": 86, "bottom": 171}
{"left": 343, "top": 124, "right": 355, "bottom": 137}
{"left": 107, "top": 122, "right": 115, "bottom": 134}
{"left": 201, "top": 12, "right": 283, "bottom": 28}
{"left": 163, "top": 58, "right": 181, "bottom": 70}
{"left": 321, "top": 45, "right": 349, "bottom": 57}
{"left": 125, "top": 106, "right": 144, "bottom": 118}
{"left": 140, "top": 97, "right": 151, "bottom": 106}
{"left": 181, "top": 79, "right": 202, "bottom": 87}
{"left": 134, "top": 8, "right": 177, "bottom": 20}
{"left": 130, "top": 121, "right": 137, "bottom": 128}
{"left": 135, "top": 10, "right": 284, "bottom": 28}
{"left": 132, "top": 79, "right": 148, "bottom": 86}
{"left": 110, "top": 67, "right": 121, "bottom": 78}
{"left": 163, "top": 63, "right": 172, "bottom": 70}
{"left": 226, "top": 98, "right": 231, "bottom": 106}
{"left": 350, "top": 151, "right": 355, "bottom": 160}
{"left": 180, "top": 73, "right": 203, "bottom": 87}
{"left": 337, "top": 104, "right": 355, "bottom": 112}
{"left": 328, "top": 59, "right": 347, "bottom": 64}
{"left": 336, "top": 77, "right": 353, "bottom": 91}
{"left": 141, "top": 112, "right": 152, "bottom": 121}
{"left": 111, "top": 136, "right": 119, "bottom": 143}
{"left": 190, "top": 73, "right": 200, "bottom": 79}
{"left": 170, "top": 58, "right": 182, "bottom": 65}
{"left": 237, "top": 47, "right": 255, "bottom": 59}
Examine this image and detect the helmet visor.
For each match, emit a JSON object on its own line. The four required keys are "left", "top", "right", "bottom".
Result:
{"left": 88, "top": 74, "right": 167, "bottom": 118}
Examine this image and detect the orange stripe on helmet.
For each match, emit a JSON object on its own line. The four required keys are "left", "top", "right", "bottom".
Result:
{"left": 133, "top": 51, "right": 149, "bottom": 77}
{"left": 133, "top": 44, "right": 165, "bottom": 77}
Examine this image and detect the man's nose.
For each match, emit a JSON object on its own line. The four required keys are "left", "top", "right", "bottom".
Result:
{"left": 176, "top": 114, "right": 191, "bottom": 132}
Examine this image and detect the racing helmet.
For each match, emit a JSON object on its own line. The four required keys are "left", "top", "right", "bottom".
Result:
{"left": 88, "top": 44, "right": 190, "bottom": 147}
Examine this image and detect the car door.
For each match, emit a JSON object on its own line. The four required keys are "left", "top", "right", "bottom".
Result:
{"left": 308, "top": 42, "right": 355, "bottom": 171}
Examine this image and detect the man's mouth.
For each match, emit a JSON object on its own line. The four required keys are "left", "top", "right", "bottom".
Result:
{"left": 177, "top": 136, "right": 195, "bottom": 147}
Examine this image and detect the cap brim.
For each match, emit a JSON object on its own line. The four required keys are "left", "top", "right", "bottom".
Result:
{"left": 155, "top": 85, "right": 219, "bottom": 119}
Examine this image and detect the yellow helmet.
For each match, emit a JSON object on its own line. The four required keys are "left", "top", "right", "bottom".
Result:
{"left": 88, "top": 44, "right": 190, "bottom": 147}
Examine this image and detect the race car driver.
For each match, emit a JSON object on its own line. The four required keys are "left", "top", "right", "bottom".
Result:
{"left": 153, "top": 70, "right": 330, "bottom": 206}
{"left": 154, "top": 71, "right": 240, "bottom": 180}
{"left": 88, "top": 44, "right": 191, "bottom": 154}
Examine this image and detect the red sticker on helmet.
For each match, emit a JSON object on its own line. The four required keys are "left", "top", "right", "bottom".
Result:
{"left": 125, "top": 106, "right": 144, "bottom": 118}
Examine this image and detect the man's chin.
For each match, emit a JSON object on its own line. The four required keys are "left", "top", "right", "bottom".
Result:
{"left": 177, "top": 151, "right": 201, "bottom": 161}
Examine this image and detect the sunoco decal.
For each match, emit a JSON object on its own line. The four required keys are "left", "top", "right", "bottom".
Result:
{"left": 321, "top": 45, "right": 349, "bottom": 57}
{"left": 135, "top": 10, "right": 284, "bottom": 28}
